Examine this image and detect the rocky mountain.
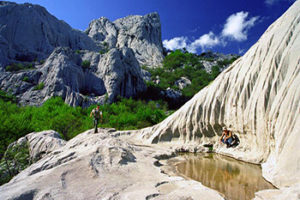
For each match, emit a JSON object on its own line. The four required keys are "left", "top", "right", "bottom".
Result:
{"left": 0, "top": 1, "right": 99, "bottom": 68}
{"left": 86, "top": 12, "right": 164, "bottom": 67}
{"left": 0, "top": 1, "right": 164, "bottom": 106}
{"left": 137, "top": 0, "right": 300, "bottom": 196}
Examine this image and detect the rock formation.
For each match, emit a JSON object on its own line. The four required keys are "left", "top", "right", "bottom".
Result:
{"left": 0, "top": 129, "right": 224, "bottom": 200}
{"left": 137, "top": 0, "right": 300, "bottom": 196}
{"left": 175, "top": 77, "right": 191, "bottom": 90}
{"left": 86, "top": 12, "right": 164, "bottom": 67}
{"left": 0, "top": 47, "right": 146, "bottom": 106}
{"left": 0, "top": 1, "right": 99, "bottom": 68}
{"left": 0, "top": 1, "right": 165, "bottom": 106}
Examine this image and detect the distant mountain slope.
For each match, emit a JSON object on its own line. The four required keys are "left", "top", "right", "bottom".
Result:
{"left": 0, "top": 1, "right": 99, "bottom": 68}
{"left": 0, "top": 1, "right": 166, "bottom": 106}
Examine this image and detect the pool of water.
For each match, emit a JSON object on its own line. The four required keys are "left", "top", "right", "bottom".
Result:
{"left": 173, "top": 153, "right": 275, "bottom": 200}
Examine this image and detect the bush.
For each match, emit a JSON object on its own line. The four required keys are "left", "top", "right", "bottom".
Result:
{"left": 144, "top": 50, "right": 239, "bottom": 102}
{"left": 0, "top": 90, "right": 16, "bottom": 102}
{"left": 22, "top": 76, "right": 30, "bottom": 82}
{"left": 5, "top": 63, "right": 34, "bottom": 72}
{"left": 33, "top": 83, "right": 44, "bottom": 90}
{"left": 99, "top": 49, "right": 108, "bottom": 55}
{"left": 0, "top": 141, "right": 30, "bottom": 185}
{"left": 81, "top": 60, "right": 91, "bottom": 68}
{"left": 0, "top": 96, "right": 170, "bottom": 161}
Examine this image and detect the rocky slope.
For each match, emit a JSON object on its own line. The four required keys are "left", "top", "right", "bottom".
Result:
{"left": 0, "top": 1, "right": 165, "bottom": 106}
{"left": 0, "top": 1, "right": 99, "bottom": 68}
{"left": 0, "top": 46, "right": 146, "bottom": 106}
{"left": 86, "top": 12, "right": 164, "bottom": 67}
{"left": 0, "top": 129, "right": 225, "bottom": 200}
{"left": 137, "top": 0, "right": 300, "bottom": 194}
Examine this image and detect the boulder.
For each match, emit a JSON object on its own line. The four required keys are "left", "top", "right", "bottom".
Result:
{"left": 175, "top": 77, "right": 191, "bottom": 90}
{"left": 141, "top": 69, "right": 152, "bottom": 81}
{"left": 86, "top": 13, "right": 164, "bottom": 67}
{"left": 161, "top": 87, "right": 182, "bottom": 99}
{"left": 0, "top": 130, "right": 65, "bottom": 185}
{"left": 202, "top": 60, "right": 217, "bottom": 73}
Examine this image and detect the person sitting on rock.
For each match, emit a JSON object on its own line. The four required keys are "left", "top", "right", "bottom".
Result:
{"left": 90, "top": 105, "right": 103, "bottom": 133}
{"left": 219, "top": 128, "right": 234, "bottom": 148}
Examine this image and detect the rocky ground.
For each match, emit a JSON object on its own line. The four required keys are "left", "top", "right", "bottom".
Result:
{"left": 0, "top": 129, "right": 225, "bottom": 200}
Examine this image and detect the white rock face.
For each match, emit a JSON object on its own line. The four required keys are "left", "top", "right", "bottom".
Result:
{"left": 0, "top": 2, "right": 98, "bottom": 67}
{"left": 86, "top": 13, "right": 164, "bottom": 67}
{"left": 0, "top": 129, "right": 224, "bottom": 200}
{"left": 0, "top": 47, "right": 146, "bottom": 106}
{"left": 175, "top": 77, "right": 191, "bottom": 90}
{"left": 137, "top": 0, "right": 300, "bottom": 191}
{"left": 19, "top": 130, "right": 66, "bottom": 161}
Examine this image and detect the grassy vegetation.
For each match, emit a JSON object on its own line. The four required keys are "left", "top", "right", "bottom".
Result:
{"left": 81, "top": 60, "right": 91, "bottom": 68}
{"left": 5, "top": 63, "right": 34, "bottom": 72}
{"left": 143, "top": 50, "right": 238, "bottom": 99}
{"left": 0, "top": 141, "right": 30, "bottom": 185}
{"left": 0, "top": 94, "right": 170, "bottom": 161}
{"left": 22, "top": 76, "right": 30, "bottom": 82}
{"left": 33, "top": 82, "right": 44, "bottom": 90}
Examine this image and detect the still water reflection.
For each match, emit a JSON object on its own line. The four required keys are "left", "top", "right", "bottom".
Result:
{"left": 175, "top": 153, "right": 275, "bottom": 200}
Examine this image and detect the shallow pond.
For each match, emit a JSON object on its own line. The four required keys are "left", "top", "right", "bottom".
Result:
{"left": 173, "top": 153, "right": 275, "bottom": 200}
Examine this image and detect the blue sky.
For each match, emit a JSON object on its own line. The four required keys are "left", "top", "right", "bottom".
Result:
{"left": 13, "top": 0, "right": 297, "bottom": 55}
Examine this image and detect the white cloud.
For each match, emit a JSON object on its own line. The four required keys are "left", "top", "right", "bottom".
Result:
{"left": 222, "top": 11, "right": 259, "bottom": 41}
{"left": 162, "top": 37, "right": 188, "bottom": 51}
{"left": 163, "top": 11, "right": 259, "bottom": 53}
{"left": 187, "top": 32, "right": 220, "bottom": 53}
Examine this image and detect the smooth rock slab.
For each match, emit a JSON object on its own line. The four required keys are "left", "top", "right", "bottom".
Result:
{"left": 0, "top": 130, "right": 224, "bottom": 200}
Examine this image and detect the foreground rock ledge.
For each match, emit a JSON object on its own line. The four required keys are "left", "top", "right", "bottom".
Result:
{"left": 0, "top": 129, "right": 224, "bottom": 200}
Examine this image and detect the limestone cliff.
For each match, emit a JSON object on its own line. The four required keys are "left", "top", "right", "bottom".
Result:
{"left": 138, "top": 0, "right": 300, "bottom": 189}
{"left": 0, "top": 2, "right": 162, "bottom": 106}
{"left": 86, "top": 13, "right": 164, "bottom": 67}
{"left": 0, "top": 1, "right": 99, "bottom": 68}
{"left": 0, "top": 47, "right": 146, "bottom": 106}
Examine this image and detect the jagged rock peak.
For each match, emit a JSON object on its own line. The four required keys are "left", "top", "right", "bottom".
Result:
{"left": 86, "top": 12, "right": 164, "bottom": 67}
{"left": 0, "top": 1, "right": 99, "bottom": 68}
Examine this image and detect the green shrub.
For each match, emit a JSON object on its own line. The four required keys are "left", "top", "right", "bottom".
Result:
{"left": 33, "top": 83, "right": 44, "bottom": 90}
{"left": 22, "top": 76, "right": 30, "bottom": 82}
{"left": 0, "top": 97, "right": 170, "bottom": 161}
{"left": 0, "top": 141, "right": 30, "bottom": 185}
{"left": 5, "top": 63, "right": 34, "bottom": 72}
{"left": 144, "top": 50, "right": 239, "bottom": 102}
{"left": 81, "top": 60, "right": 91, "bottom": 68}
{"left": 75, "top": 50, "right": 81, "bottom": 54}
{"left": 0, "top": 90, "right": 16, "bottom": 102}
{"left": 99, "top": 49, "right": 108, "bottom": 55}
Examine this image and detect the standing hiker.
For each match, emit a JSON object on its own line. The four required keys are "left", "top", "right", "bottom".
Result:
{"left": 90, "top": 105, "right": 103, "bottom": 133}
